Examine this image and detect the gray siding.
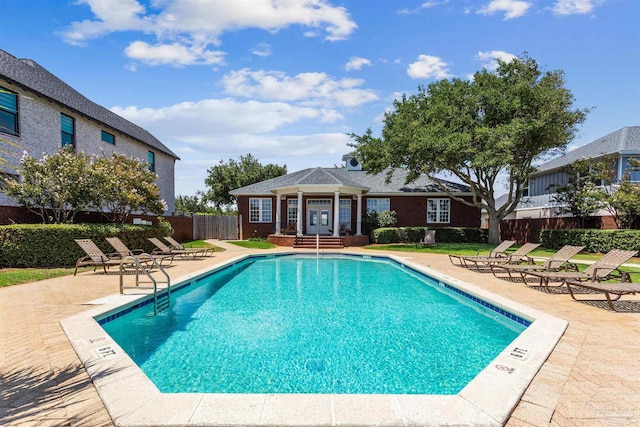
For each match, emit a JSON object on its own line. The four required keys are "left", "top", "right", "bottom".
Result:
{"left": 529, "top": 170, "right": 570, "bottom": 196}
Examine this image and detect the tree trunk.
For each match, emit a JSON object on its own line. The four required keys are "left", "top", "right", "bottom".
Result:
{"left": 487, "top": 210, "right": 501, "bottom": 245}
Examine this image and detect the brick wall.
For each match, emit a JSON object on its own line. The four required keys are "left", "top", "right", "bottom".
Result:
{"left": 237, "top": 194, "right": 481, "bottom": 239}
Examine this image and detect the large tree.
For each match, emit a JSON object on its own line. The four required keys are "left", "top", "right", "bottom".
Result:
{"left": 205, "top": 154, "right": 287, "bottom": 209}
{"left": 350, "top": 54, "right": 588, "bottom": 244}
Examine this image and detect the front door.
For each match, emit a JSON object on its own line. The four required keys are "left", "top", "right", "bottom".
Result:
{"left": 307, "top": 199, "right": 332, "bottom": 235}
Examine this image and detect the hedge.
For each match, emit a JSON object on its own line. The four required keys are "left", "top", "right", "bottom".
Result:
{"left": 539, "top": 229, "right": 640, "bottom": 253}
{"left": 372, "top": 227, "right": 487, "bottom": 244}
{"left": 0, "top": 221, "right": 173, "bottom": 268}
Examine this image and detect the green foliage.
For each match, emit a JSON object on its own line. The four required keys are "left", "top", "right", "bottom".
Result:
{"left": 350, "top": 54, "right": 588, "bottom": 244}
{"left": 5, "top": 147, "right": 94, "bottom": 223}
{"left": 377, "top": 210, "right": 397, "bottom": 228}
{"left": 608, "top": 181, "right": 640, "bottom": 228}
{"left": 175, "top": 191, "right": 216, "bottom": 215}
{"left": 552, "top": 155, "right": 640, "bottom": 229}
{"left": 372, "top": 227, "right": 487, "bottom": 244}
{"left": 92, "top": 153, "right": 166, "bottom": 223}
{"left": 539, "top": 229, "right": 640, "bottom": 253}
{"left": 4, "top": 148, "right": 166, "bottom": 223}
{"left": 205, "top": 154, "right": 286, "bottom": 209}
{"left": 0, "top": 221, "right": 173, "bottom": 267}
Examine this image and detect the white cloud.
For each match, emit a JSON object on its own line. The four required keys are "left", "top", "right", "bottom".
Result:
{"left": 478, "top": 0, "right": 532, "bottom": 19}
{"left": 552, "top": 0, "right": 595, "bottom": 15}
{"left": 476, "top": 50, "right": 517, "bottom": 70}
{"left": 407, "top": 55, "right": 452, "bottom": 79}
{"left": 61, "top": 0, "right": 151, "bottom": 46}
{"left": 251, "top": 43, "right": 272, "bottom": 57}
{"left": 111, "top": 98, "right": 334, "bottom": 139}
{"left": 172, "top": 132, "right": 354, "bottom": 195}
{"left": 62, "top": 0, "right": 357, "bottom": 63}
{"left": 124, "top": 41, "right": 225, "bottom": 66}
{"left": 421, "top": 0, "right": 450, "bottom": 9}
{"left": 345, "top": 57, "right": 372, "bottom": 71}
{"left": 220, "top": 69, "right": 378, "bottom": 108}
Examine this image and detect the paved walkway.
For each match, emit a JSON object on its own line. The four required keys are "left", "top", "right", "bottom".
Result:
{"left": 1, "top": 244, "right": 639, "bottom": 426}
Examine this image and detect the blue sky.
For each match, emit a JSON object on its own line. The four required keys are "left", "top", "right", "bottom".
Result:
{"left": 1, "top": 0, "right": 639, "bottom": 197}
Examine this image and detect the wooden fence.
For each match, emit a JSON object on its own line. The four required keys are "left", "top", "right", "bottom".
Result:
{"left": 193, "top": 215, "right": 239, "bottom": 240}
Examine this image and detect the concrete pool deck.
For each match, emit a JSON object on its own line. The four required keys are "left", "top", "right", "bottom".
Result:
{"left": 1, "top": 242, "right": 640, "bottom": 426}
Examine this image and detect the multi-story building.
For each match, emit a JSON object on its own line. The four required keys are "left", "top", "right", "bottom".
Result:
{"left": 0, "top": 49, "right": 178, "bottom": 223}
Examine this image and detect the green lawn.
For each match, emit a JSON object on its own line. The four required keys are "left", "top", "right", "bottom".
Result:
{"left": 366, "top": 242, "right": 640, "bottom": 281}
{"left": 0, "top": 240, "right": 222, "bottom": 288}
{"left": 179, "top": 240, "right": 224, "bottom": 251}
{"left": 229, "top": 240, "right": 277, "bottom": 249}
{"left": 0, "top": 267, "right": 83, "bottom": 287}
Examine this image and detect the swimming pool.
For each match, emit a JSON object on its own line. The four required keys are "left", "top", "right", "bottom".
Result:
{"left": 61, "top": 251, "right": 568, "bottom": 426}
{"left": 100, "top": 254, "right": 527, "bottom": 395}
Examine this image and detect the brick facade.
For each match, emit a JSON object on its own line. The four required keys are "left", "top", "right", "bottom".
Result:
{"left": 237, "top": 194, "right": 481, "bottom": 240}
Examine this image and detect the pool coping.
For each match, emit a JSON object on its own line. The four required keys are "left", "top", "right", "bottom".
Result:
{"left": 60, "top": 251, "right": 568, "bottom": 427}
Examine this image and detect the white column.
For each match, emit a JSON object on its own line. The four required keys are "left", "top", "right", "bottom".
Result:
{"left": 356, "top": 194, "right": 363, "bottom": 235}
{"left": 296, "top": 191, "right": 303, "bottom": 236}
{"left": 333, "top": 191, "right": 340, "bottom": 237}
{"left": 275, "top": 193, "right": 282, "bottom": 235}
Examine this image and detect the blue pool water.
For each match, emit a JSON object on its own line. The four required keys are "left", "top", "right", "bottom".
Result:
{"left": 101, "top": 254, "right": 527, "bottom": 394}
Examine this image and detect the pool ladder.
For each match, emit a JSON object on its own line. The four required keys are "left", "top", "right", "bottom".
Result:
{"left": 119, "top": 254, "right": 171, "bottom": 315}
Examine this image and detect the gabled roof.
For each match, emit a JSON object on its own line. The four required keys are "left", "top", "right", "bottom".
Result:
{"left": 230, "top": 167, "right": 471, "bottom": 195}
{"left": 535, "top": 126, "right": 640, "bottom": 174}
{"left": 0, "top": 49, "right": 178, "bottom": 159}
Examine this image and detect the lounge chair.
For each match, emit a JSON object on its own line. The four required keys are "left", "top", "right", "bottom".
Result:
{"left": 449, "top": 240, "right": 516, "bottom": 267}
{"left": 518, "top": 249, "right": 638, "bottom": 292}
{"left": 163, "top": 236, "right": 215, "bottom": 257}
{"left": 490, "top": 245, "right": 585, "bottom": 280}
{"left": 106, "top": 237, "right": 173, "bottom": 266}
{"left": 451, "top": 242, "right": 539, "bottom": 270}
{"left": 565, "top": 281, "right": 640, "bottom": 311}
{"left": 74, "top": 239, "right": 128, "bottom": 276}
{"left": 420, "top": 229, "right": 436, "bottom": 246}
{"left": 148, "top": 237, "right": 208, "bottom": 259}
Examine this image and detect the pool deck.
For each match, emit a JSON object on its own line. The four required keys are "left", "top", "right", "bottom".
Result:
{"left": 1, "top": 242, "right": 639, "bottom": 426}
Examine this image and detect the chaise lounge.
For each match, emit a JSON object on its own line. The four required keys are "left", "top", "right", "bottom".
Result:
{"left": 565, "top": 280, "right": 640, "bottom": 311}
{"left": 450, "top": 242, "right": 539, "bottom": 270}
{"left": 449, "top": 240, "right": 516, "bottom": 267}
{"left": 106, "top": 237, "right": 174, "bottom": 266}
{"left": 490, "top": 245, "right": 585, "bottom": 281}
{"left": 74, "top": 239, "right": 131, "bottom": 276}
{"left": 518, "top": 249, "right": 638, "bottom": 292}
{"left": 164, "top": 236, "right": 215, "bottom": 257}
{"left": 148, "top": 237, "right": 210, "bottom": 259}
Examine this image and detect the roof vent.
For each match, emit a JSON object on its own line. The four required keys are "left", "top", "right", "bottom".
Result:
{"left": 342, "top": 154, "right": 362, "bottom": 171}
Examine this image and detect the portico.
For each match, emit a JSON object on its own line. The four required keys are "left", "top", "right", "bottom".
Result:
{"left": 271, "top": 182, "right": 367, "bottom": 237}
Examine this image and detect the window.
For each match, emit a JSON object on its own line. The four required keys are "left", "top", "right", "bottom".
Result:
{"left": 148, "top": 151, "right": 155, "bottom": 172}
{"left": 0, "top": 86, "right": 18, "bottom": 136}
{"left": 101, "top": 130, "right": 115, "bottom": 144}
{"left": 339, "top": 199, "right": 351, "bottom": 226}
{"left": 60, "top": 113, "right": 74, "bottom": 148}
{"left": 249, "top": 198, "right": 272, "bottom": 223}
{"left": 427, "top": 198, "right": 450, "bottom": 223}
{"left": 366, "top": 198, "right": 390, "bottom": 213}
{"left": 287, "top": 199, "right": 298, "bottom": 225}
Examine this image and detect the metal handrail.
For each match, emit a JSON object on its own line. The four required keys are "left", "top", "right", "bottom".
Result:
{"left": 119, "top": 253, "right": 171, "bottom": 315}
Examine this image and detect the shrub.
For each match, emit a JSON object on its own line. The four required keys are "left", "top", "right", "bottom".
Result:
{"left": 0, "top": 220, "right": 173, "bottom": 267}
{"left": 371, "top": 227, "right": 487, "bottom": 244}
{"left": 539, "top": 229, "right": 640, "bottom": 253}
